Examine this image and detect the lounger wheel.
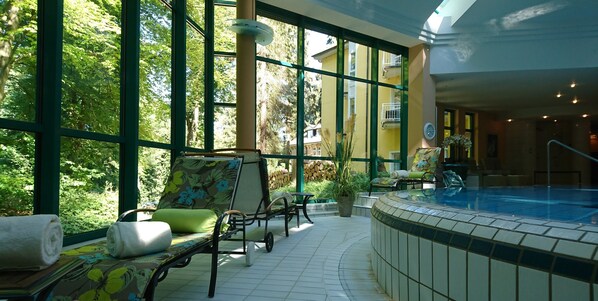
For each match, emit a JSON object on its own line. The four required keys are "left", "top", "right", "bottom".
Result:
{"left": 265, "top": 232, "right": 274, "bottom": 252}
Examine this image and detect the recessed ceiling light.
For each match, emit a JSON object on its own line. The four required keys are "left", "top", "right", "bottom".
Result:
{"left": 582, "top": 114, "right": 589, "bottom": 118}
{"left": 570, "top": 82, "right": 576, "bottom": 88}
{"left": 554, "top": 119, "right": 558, "bottom": 122}
{"left": 556, "top": 92, "right": 562, "bottom": 98}
{"left": 507, "top": 119, "right": 513, "bottom": 122}
{"left": 543, "top": 115, "right": 549, "bottom": 119}
{"left": 572, "top": 98, "right": 578, "bottom": 104}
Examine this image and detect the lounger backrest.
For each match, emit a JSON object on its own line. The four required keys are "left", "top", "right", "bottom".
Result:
{"left": 410, "top": 147, "right": 441, "bottom": 173}
{"left": 157, "top": 155, "right": 243, "bottom": 216}
{"left": 211, "top": 149, "right": 270, "bottom": 215}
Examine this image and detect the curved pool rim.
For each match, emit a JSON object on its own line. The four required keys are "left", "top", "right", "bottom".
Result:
{"left": 370, "top": 189, "right": 598, "bottom": 301}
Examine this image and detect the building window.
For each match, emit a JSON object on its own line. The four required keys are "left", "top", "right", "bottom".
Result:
{"left": 443, "top": 109, "right": 455, "bottom": 159}
{"left": 465, "top": 112, "right": 475, "bottom": 159}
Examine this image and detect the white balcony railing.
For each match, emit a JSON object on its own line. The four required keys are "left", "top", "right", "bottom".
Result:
{"left": 381, "top": 103, "right": 400, "bottom": 128}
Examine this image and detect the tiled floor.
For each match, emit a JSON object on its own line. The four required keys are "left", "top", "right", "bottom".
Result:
{"left": 154, "top": 215, "right": 390, "bottom": 301}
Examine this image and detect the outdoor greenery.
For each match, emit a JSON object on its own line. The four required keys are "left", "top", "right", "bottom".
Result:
{"left": 0, "top": 0, "right": 328, "bottom": 235}
{"left": 321, "top": 114, "right": 359, "bottom": 199}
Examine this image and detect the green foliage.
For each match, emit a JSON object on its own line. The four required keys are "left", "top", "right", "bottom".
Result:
{"left": 0, "top": 131, "right": 34, "bottom": 215}
{"left": 321, "top": 114, "right": 358, "bottom": 199}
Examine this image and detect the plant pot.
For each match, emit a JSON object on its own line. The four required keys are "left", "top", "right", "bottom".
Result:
{"left": 336, "top": 195, "right": 355, "bottom": 217}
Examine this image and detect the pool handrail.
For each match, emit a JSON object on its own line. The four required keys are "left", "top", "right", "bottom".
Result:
{"left": 547, "top": 139, "right": 598, "bottom": 187}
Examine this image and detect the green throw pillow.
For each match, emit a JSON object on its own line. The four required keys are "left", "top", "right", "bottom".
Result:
{"left": 152, "top": 208, "right": 218, "bottom": 233}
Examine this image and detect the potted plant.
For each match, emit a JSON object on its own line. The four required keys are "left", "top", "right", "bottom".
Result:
{"left": 322, "top": 114, "right": 358, "bottom": 217}
{"left": 442, "top": 134, "right": 472, "bottom": 179}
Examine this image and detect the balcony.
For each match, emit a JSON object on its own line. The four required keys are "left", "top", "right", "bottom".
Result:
{"left": 381, "top": 103, "right": 400, "bottom": 128}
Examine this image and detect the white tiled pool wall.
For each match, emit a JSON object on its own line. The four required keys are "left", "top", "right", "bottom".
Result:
{"left": 370, "top": 194, "right": 598, "bottom": 301}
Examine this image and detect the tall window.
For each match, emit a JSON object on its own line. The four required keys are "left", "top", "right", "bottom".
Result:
{"left": 465, "top": 112, "right": 475, "bottom": 159}
{"left": 444, "top": 109, "right": 455, "bottom": 159}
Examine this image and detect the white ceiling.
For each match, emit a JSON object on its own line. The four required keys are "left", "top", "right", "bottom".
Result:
{"left": 260, "top": 0, "right": 598, "bottom": 121}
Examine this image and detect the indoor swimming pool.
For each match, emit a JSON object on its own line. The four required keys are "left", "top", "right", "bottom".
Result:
{"left": 370, "top": 187, "right": 598, "bottom": 301}
{"left": 397, "top": 187, "right": 598, "bottom": 225}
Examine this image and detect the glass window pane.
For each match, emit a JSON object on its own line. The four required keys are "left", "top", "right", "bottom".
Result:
{"left": 187, "top": 0, "right": 205, "bottom": 29}
{"left": 186, "top": 27, "right": 205, "bottom": 148}
{"left": 345, "top": 80, "right": 369, "bottom": 162}
{"left": 256, "top": 16, "right": 297, "bottom": 65}
{"left": 138, "top": 147, "right": 170, "bottom": 212}
{"left": 303, "top": 159, "right": 335, "bottom": 200}
{"left": 0, "top": 129, "right": 35, "bottom": 216}
{"left": 319, "top": 72, "right": 337, "bottom": 157}
{"left": 140, "top": 0, "right": 171, "bottom": 143}
{"left": 214, "top": 55, "right": 236, "bottom": 103}
{"left": 214, "top": 106, "right": 236, "bottom": 149}
{"left": 379, "top": 49, "right": 403, "bottom": 84}
{"left": 377, "top": 86, "right": 401, "bottom": 172}
{"left": 214, "top": 5, "right": 236, "bottom": 53}
{"left": 344, "top": 41, "right": 371, "bottom": 80}
{"left": 60, "top": 138, "right": 119, "bottom": 236}
{"left": 264, "top": 157, "right": 296, "bottom": 193}
{"left": 303, "top": 71, "right": 327, "bottom": 158}
{"left": 0, "top": 1, "right": 37, "bottom": 122}
{"left": 305, "top": 29, "right": 336, "bottom": 72}
{"left": 256, "top": 61, "right": 297, "bottom": 155}
{"left": 61, "top": 0, "right": 121, "bottom": 135}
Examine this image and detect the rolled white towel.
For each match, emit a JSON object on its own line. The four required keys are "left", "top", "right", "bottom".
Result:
{"left": 0, "top": 214, "right": 63, "bottom": 271}
{"left": 106, "top": 221, "right": 172, "bottom": 258}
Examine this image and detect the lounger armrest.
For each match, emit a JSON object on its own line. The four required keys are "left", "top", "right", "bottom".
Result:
{"left": 422, "top": 171, "right": 438, "bottom": 182}
{"left": 117, "top": 208, "right": 156, "bottom": 222}
{"left": 267, "top": 194, "right": 293, "bottom": 212}
{"left": 214, "top": 210, "right": 246, "bottom": 237}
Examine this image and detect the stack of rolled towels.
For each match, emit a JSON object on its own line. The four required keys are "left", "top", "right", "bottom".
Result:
{"left": 0, "top": 214, "right": 64, "bottom": 271}
{"left": 106, "top": 221, "right": 172, "bottom": 258}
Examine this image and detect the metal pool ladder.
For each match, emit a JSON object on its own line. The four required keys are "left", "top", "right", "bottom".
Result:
{"left": 547, "top": 139, "right": 598, "bottom": 187}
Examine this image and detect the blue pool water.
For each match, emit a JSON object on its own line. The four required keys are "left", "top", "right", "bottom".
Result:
{"left": 412, "top": 187, "right": 598, "bottom": 225}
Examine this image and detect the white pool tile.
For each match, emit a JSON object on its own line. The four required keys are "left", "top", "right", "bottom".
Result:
{"left": 408, "top": 278, "right": 419, "bottom": 301}
{"left": 545, "top": 221, "right": 581, "bottom": 229}
{"left": 433, "top": 292, "right": 448, "bottom": 301}
{"left": 518, "top": 267, "right": 549, "bottom": 301}
{"left": 472, "top": 225, "right": 498, "bottom": 239}
{"left": 422, "top": 215, "right": 442, "bottom": 227}
{"left": 470, "top": 216, "right": 496, "bottom": 225}
{"left": 432, "top": 242, "right": 448, "bottom": 295}
{"left": 554, "top": 240, "right": 596, "bottom": 259}
{"left": 493, "top": 229, "right": 525, "bottom": 245}
{"left": 420, "top": 284, "right": 433, "bottom": 301}
{"left": 581, "top": 232, "right": 598, "bottom": 244}
{"left": 407, "top": 234, "right": 419, "bottom": 280}
{"left": 517, "top": 218, "right": 548, "bottom": 225}
{"left": 521, "top": 234, "right": 557, "bottom": 252}
{"left": 391, "top": 228, "right": 399, "bottom": 269}
{"left": 516, "top": 223, "right": 550, "bottom": 235}
{"left": 419, "top": 239, "right": 433, "bottom": 287}
{"left": 467, "top": 253, "right": 489, "bottom": 301}
{"left": 545, "top": 227, "right": 584, "bottom": 240}
{"left": 452, "top": 221, "right": 476, "bottom": 235}
{"left": 396, "top": 231, "right": 407, "bottom": 273}
{"left": 552, "top": 275, "right": 590, "bottom": 301}
{"left": 399, "top": 273, "right": 408, "bottom": 301}
{"left": 490, "top": 259, "right": 516, "bottom": 301}
{"left": 436, "top": 219, "right": 457, "bottom": 231}
{"left": 489, "top": 219, "right": 521, "bottom": 230}
{"left": 452, "top": 213, "right": 475, "bottom": 222}
{"left": 448, "top": 247, "right": 466, "bottom": 301}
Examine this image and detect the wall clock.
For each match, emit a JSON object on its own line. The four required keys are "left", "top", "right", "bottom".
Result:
{"left": 423, "top": 122, "right": 436, "bottom": 140}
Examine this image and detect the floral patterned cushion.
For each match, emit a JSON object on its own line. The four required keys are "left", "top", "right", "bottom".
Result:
{"left": 157, "top": 156, "right": 242, "bottom": 216}
{"left": 53, "top": 233, "right": 211, "bottom": 301}
{"left": 410, "top": 147, "right": 441, "bottom": 173}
